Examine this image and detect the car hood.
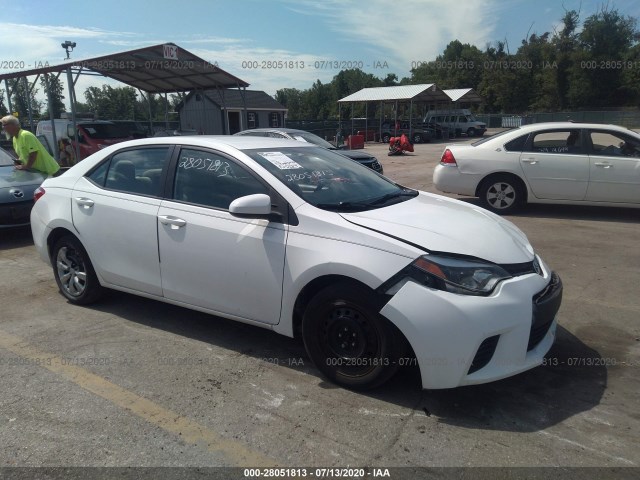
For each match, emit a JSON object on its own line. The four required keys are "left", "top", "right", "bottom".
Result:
{"left": 335, "top": 150, "right": 374, "bottom": 161}
{"left": 0, "top": 166, "right": 46, "bottom": 188}
{"left": 340, "top": 193, "right": 534, "bottom": 264}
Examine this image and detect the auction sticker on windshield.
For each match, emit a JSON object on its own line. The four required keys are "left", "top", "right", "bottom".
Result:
{"left": 257, "top": 152, "right": 303, "bottom": 170}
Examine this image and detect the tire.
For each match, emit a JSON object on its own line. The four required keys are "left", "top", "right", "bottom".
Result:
{"left": 478, "top": 174, "right": 525, "bottom": 214}
{"left": 467, "top": 128, "right": 476, "bottom": 137}
{"left": 302, "top": 282, "right": 404, "bottom": 390}
{"left": 412, "top": 133, "right": 423, "bottom": 144}
{"left": 52, "top": 235, "right": 104, "bottom": 304}
{"left": 381, "top": 133, "right": 391, "bottom": 143}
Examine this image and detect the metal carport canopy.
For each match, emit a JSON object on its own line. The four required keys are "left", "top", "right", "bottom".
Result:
{"left": 337, "top": 84, "right": 448, "bottom": 103}
{"left": 443, "top": 88, "right": 483, "bottom": 103}
{"left": 0, "top": 42, "right": 249, "bottom": 92}
{"left": 337, "top": 84, "right": 450, "bottom": 140}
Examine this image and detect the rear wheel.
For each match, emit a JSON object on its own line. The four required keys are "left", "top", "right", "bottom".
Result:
{"left": 52, "top": 235, "right": 103, "bottom": 304}
{"left": 381, "top": 133, "right": 391, "bottom": 143}
{"left": 412, "top": 133, "right": 423, "bottom": 144}
{"left": 478, "top": 174, "right": 525, "bottom": 214}
{"left": 302, "top": 282, "right": 404, "bottom": 390}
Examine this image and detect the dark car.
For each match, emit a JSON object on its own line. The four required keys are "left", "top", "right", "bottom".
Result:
{"left": 0, "top": 146, "right": 47, "bottom": 227}
{"left": 110, "top": 120, "right": 150, "bottom": 139}
{"left": 234, "top": 128, "right": 383, "bottom": 174}
{"left": 380, "top": 121, "right": 434, "bottom": 144}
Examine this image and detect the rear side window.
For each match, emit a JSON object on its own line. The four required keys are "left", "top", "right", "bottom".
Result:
{"left": 526, "top": 130, "right": 582, "bottom": 154}
{"left": 101, "top": 147, "right": 169, "bottom": 196}
{"left": 504, "top": 134, "right": 528, "bottom": 152}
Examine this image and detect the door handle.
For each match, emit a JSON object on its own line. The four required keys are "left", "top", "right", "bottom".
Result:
{"left": 158, "top": 215, "right": 187, "bottom": 229}
{"left": 521, "top": 158, "right": 539, "bottom": 164}
{"left": 75, "top": 197, "right": 94, "bottom": 209}
{"left": 594, "top": 162, "right": 612, "bottom": 168}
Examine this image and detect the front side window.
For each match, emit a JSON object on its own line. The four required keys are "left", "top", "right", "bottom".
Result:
{"left": 173, "top": 148, "right": 268, "bottom": 210}
{"left": 527, "top": 130, "right": 582, "bottom": 154}
{"left": 244, "top": 146, "right": 416, "bottom": 212}
{"left": 102, "top": 147, "right": 169, "bottom": 196}
{"left": 589, "top": 131, "right": 640, "bottom": 157}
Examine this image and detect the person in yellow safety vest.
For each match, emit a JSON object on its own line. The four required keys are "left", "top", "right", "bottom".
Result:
{"left": 1, "top": 115, "right": 60, "bottom": 176}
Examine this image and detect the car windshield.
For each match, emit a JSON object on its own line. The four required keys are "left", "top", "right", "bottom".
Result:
{"left": 81, "top": 124, "right": 129, "bottom": 139}
{"left": 471, "top": 127, "right": 520, "bottom": 146}
{"left": 244, "top": 146, "right": 416, "bottom": 212}
{"left": 287, "top": 131, "right": 336, "bottom": 149}
{"left": 0, "top": 147, "right": 15, "bottom": 166}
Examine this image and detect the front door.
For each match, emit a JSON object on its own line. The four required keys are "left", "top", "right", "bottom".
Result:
{"left": 157, "top": 147, "right": 287, "bottom": 324}
{"left": 227, "top": 111, "right": 241, "bottom": 134}
{"left": 519, "top": 129, "right": 589, "bottom": 200}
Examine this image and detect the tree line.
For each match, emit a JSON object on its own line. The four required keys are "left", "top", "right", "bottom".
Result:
{"left": 0, "top": 75, "right": 182, "bottom": 126}
{"left": 276, "top": 5, "right": 640, "bottom": 119}
{"left": 0, "top": 5, "right": 637, "bottom": 124}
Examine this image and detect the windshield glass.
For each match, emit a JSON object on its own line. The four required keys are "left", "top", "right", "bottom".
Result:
{"left": 288, "top": 131, "right": 335, "bottom": 149}
{"left": 0, "top": 147, "right": 16, "bottom": 166}
{"left": 471, "top": 127, "right": 520, "bottom": 146}
{"left": 244, "top": 146, "right": 416, "bottom": 211}
{"left": 81, "top": 124, "right": 129, "bottom": 139}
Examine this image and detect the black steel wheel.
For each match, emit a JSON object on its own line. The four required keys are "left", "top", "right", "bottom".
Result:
{"left": 302, "top": 282, "right": 404, "bottom": 390}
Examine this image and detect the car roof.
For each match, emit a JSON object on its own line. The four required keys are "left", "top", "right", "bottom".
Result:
{"left": 236, "top": 128, "right": 309, "bottom": 135}
{"left": 513, "top": 122, "right": 635, "bottom": 133}
{"left": 105, "top": 135, "right": 318, "bottom": 150}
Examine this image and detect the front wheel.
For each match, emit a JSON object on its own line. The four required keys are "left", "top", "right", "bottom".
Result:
{"left": 467, "top": 128, "right": 476, "bottom": 137}
{"left": 381, "top": 133, "right": 391, "bottom": 143}
{"left": 302, "top": 282, "right": 404, "bottom": 390}
{"left": 412, "top": 133, "right": 423, "bottom": 144}
{"left": 52, "top": 235, "right": 104, "bottom": 304}
{"left": 478, "top": 175, "right": 525, "bottom": 214}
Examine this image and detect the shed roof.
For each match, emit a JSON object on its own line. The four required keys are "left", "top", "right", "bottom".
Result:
{"left": 199, "top": 89, "right": 286, "bottom": 110}
{"left": 0, "top": 43, "right": 249, "bottom": 93}
{"left": 443, "top": 88, "right": 483, "bottom": 103}
{"left": 337, "top": 84, "right": 449, "bottom": 103}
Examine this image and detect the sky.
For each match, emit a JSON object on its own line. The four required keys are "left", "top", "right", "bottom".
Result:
{"left": 1, "top": 0, "right": 639, "bottom": 109}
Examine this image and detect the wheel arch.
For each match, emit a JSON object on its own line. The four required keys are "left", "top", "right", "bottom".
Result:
{"left": 475, "top": 171, "right": 530, "bottom": 203}
{"left": 47, "top": 227, "right": 80, "bottom": 261}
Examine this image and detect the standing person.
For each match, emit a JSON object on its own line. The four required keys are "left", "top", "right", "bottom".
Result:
{"left": 1, "top": 115, "right": 60, "bottom": 176}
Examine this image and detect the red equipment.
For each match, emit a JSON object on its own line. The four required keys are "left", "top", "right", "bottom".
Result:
{"left": 388, "top": 133, "right": 414, "bottom": 156}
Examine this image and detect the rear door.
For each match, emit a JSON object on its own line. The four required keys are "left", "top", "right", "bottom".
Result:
{"left": 585, "top": 129, "right": 640, "bottom": 204}
{"left": 71, "top": 146, "right": 172, "bottom": 295}
{"left": 157, "top": 147, "right": 288, "bottom": 324}
{"left": 519, "top": 129, "right": 589, "bottom": 200}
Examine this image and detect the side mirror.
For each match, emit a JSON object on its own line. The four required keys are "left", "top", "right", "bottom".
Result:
{"left": 229, "top": 193, "right": 272, "bottom": 217}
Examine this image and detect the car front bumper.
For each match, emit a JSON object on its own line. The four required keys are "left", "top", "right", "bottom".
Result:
{"left": 0, "top": 200, "right": 34, "bottom": 228}
{"left": 380, "top": 260, "right": 562, "bottom": 389}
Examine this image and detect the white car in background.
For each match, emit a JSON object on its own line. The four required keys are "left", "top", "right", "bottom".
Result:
{"left": 31, "top": 136, "right": 562, "bottom": 390}
{"left": 433, "top": 122, "right": 640, "bottom": 214}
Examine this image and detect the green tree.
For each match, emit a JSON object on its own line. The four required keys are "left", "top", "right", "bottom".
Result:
{"left": 84, "top": 85, "right": 138, "bottom": 119}
{"left": 11, "top": 79, "right": 41, "bottom": 126}
{"left": 40, "top": 74, "right": 66, "bottom": 118}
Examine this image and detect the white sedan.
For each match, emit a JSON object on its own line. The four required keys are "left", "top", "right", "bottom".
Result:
{"left": 433, "top": 122, "right": 640, "bottom": 214}
{"left": 31, "top": 136, "right": 562, "bottom": 390}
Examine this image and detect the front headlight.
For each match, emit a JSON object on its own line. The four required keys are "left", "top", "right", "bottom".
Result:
{"left": 387, "top": 254, "right": 512, "bottom": 296}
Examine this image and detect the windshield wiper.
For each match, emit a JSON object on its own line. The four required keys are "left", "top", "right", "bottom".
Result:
{"left": 366, "top": 189, "right": 419, "bottom": 206}
{"left": 315, "top": 201, "right": 373, "bottom": 212}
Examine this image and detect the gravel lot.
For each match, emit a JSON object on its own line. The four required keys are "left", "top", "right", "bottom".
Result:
{"left": 1, "top": 132, "right": 639, "bottom": 472}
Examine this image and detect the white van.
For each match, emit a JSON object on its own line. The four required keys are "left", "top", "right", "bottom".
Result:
{"left": 423, "top": 109, "right": 486, "bottom": 137}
